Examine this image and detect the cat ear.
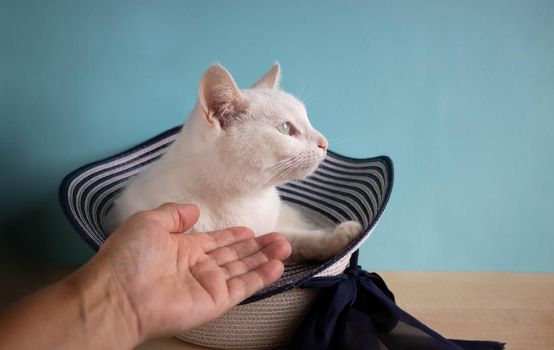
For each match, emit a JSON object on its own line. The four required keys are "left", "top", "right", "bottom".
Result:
{"left": 199, "top": 64, "right": 247, "bottom": 128}
{"left": 250, "top": 63, "right": 281, "bottom": 89}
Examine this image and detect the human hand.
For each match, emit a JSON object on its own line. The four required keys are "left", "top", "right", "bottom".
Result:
{"left": 75, "top": 203, "right": 291, "bottom": 345}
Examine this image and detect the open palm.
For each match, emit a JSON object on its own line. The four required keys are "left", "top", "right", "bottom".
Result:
{"left": 97, "top": 203, "right": 291, "bottom": 340}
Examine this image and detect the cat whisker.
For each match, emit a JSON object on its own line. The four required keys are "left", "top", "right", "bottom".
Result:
{"left": 297, "top": 81, "right": 306, "bottom": 102}
{"left": 265, "top": 155, "right": 303, "bottom": 181}
{"left": 266, "top": 159, "right": 292, "bottom": 175}
{"left": 275, "top": 155, "right": 306, "bottom": 179}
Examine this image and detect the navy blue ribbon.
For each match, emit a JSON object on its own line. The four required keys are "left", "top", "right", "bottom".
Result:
{"left": 290, "top": 258, "right": 504, "bottom": 350}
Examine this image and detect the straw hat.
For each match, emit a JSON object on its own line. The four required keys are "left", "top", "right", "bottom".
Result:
{"left": 60, "top": 126, "right": 393, "bottom": 349}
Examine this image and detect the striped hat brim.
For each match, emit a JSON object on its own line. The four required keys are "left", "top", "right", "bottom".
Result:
{"left": 59, "top": 125, "right": 393, "bottom": 304}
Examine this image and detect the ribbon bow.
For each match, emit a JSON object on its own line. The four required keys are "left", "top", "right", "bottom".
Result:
{"left": 290, "top": 264, "right": 504, "bottom": 350}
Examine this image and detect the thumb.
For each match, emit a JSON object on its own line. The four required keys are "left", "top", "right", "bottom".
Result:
{"left": 148, "top": 203, "right": 200, "bottom": 233}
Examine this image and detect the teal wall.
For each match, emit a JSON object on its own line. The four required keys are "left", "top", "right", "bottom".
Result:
{"left": 1, "top": 0, "right": 553, "bottom": 271}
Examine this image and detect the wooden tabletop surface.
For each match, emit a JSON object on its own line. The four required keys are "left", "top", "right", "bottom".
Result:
{"left": 1, "top": 266, "right": 552, "bottom": 349}
{"left": 137, "top": 272, "right": 554, "bottom": 350}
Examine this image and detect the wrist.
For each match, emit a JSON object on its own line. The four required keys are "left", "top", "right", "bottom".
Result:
{"left": 67, "top": 255, "right": 142, "bottom": 349}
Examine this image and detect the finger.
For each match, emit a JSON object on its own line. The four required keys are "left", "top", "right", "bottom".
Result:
{"left": 220, "top": 238, "right": 291, "bottom": 278}
{"left": 208, "top": 232, "right": 288, "bottom": 266}
{"left": 226, "top": 260, "right": 285, "bottom": 306}
{"left": 190, "top": 227, "right": 255, "bottom": 252}
{"left": 144, "top": 203, "right": 200, "bottom": 233}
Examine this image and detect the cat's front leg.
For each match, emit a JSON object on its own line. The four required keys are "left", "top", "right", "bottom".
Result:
{"left": 279, "top": 221, "right": 363, "bottom": 262}
{"left": 332, "top": 220, "right": 364, "bottom": 249}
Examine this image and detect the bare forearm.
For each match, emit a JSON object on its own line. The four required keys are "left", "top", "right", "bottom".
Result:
{"left": 0, "top": 204, "right": 290, "bottom": 349}
{"left": 0, "top": 259, "right": 139, "bottom": 350}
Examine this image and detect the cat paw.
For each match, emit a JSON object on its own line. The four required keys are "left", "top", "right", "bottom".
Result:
{"left": 330, "top": 220, "right": 363, "bottom": 249}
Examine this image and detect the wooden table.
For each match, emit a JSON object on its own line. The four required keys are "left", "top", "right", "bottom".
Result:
{"left": 2, "top": 266, "right": 552, "bottom": 349}
{"left": 137, "top": 272, "right": 554, "bottom": 350}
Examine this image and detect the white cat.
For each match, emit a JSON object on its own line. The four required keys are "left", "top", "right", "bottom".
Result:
{"left": 104, "top": 63, "right": 362, "bottom": 262}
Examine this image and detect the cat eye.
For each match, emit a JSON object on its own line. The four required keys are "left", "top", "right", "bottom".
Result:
{"left": 277, "top": 121, "right": 296, "bottom": 136}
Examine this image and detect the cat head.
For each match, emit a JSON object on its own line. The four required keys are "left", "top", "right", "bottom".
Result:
{"left": 187, "top": 63, "right": 327, "bottom": 189}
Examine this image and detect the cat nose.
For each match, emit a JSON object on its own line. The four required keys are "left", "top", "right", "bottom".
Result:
{"left": 317, "top": 137, "right": 328, "bottom": 151}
